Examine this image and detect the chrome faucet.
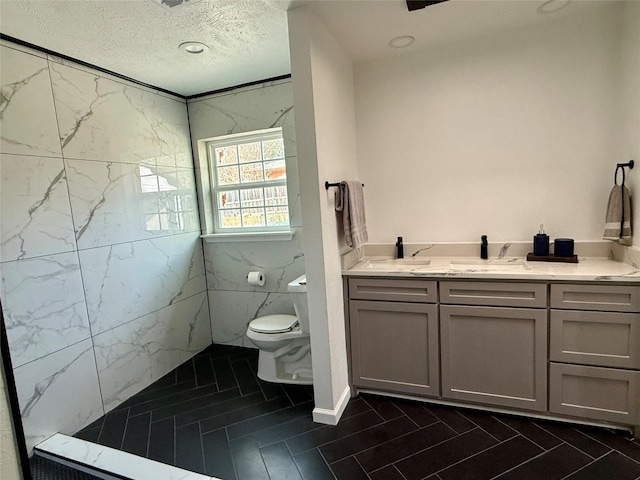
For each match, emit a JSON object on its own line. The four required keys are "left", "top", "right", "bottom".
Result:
{"left": 396, "top": 236, "right": 404, "bottom": 259}
{"left": 481, "top": 235, "right": 488, "bottom": 259}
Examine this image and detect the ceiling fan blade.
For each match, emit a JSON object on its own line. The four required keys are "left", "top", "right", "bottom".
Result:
{"left": 406, "top": 0, "right": 449, "bottom": 11}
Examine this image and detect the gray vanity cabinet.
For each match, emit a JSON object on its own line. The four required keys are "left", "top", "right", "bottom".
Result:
{"left": 348, "top": 278, "right": 440, "bottom": 397}
{"left": 549, "top": 284, "right": 640, "bottom": 425}
{"left": 439, "top": 282, "right": 548, "bottom": 412}
{"left": 345, "top": 275, "right": 640, "bottom": 434}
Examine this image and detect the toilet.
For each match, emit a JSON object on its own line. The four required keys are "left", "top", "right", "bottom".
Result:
{"left": 246, "top": 274, "right": 312, "bottom": 385}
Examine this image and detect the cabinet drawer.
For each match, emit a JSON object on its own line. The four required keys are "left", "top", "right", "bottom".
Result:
{"left": 550, "top": 310, "right": 640, "bottom": 369}
{"left": 549, "top": 362, "right": 640, "bottom": 425}
{"left": 348, "top": 278, "right": 437, "bottom": 303}
{"left": 550, "top": 284, "right": 640, "bottom": 312}
{"left": 440, "top": 281, "right": 547, "bottom": 308}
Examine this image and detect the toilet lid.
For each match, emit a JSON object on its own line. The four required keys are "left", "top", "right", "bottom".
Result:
{"left": 249, "top": 314, "right": 298, "bottom": 334}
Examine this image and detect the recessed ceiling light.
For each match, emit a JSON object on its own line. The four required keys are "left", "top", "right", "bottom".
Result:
{"left": 179, "top": 41, "right": 208, "bottom": 54}
{"left": 537, "top": 0, "right": 571, "bottom": 14}
{"left": 388, "top": 36, "right": 415, "bottom": 49}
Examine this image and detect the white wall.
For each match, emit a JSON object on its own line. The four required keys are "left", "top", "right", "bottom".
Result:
{"left": 355, "top": 5, "right": 624, "bottom": 245}
{"left": 621, "top": 1, "right": 640, "bottom": 250}
{"left": 288, "top": 6, "right": 356, "bottom": 423}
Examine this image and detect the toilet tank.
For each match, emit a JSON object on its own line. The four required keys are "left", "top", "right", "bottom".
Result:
{"left": 288, "top": 274, "right": 309, "bottom": 333}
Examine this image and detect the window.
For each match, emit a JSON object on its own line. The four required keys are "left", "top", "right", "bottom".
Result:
{"left": 207, "top": 128, "right": 289, "bottom": 232}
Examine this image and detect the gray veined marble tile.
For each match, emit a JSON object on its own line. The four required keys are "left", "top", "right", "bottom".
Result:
{"left": 14, "top": 339, "right": 104, "bottom": 454}
{"left": 0, "top": 154, "right": 76, "bottom": 262}
{"left": 151, "top": 165, "right": 200, "bottom": 232}
{"left": 0, "top": 40, "right": 46, "bottom": 59}
{"left": 153, "top": 152, "right": 193, "bottom": 169}
{"left": 49, "top": 61, "right": 191, "bottom": 166}
{"left": 187, "top": 80, "right": 296, "bottom": 157}
{"left": 93, "top": 292, "right": 211, "bottom": 412}
{"left": 498, "top": 243, "right": 513, "bottom": 258}
{"left": 0, "top": 46, "right": 62, "bottom": 157}
{"left": 203, "top": 229, "right": 305, "bottom": 293}
{"left": 619, "top": 245, "right": 640, "bottom": 268}
{"left": 65, "top": 159, "right": 200, "bottom": 249}
{"left": 208, "top": 290, "right": 293, "bottom": 346}
{"left": 45, "top": 52, "right": 184, "bottom": 103}
{"left": 80, "top": 232, "right": 206, "bottom": 335}
{"left": 0, "top": 252, "right": 91, "bottom": 367}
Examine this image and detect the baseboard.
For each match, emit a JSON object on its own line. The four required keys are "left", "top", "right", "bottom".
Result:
{"left": 312, "top": 385, "right": 351, "bottom": 425}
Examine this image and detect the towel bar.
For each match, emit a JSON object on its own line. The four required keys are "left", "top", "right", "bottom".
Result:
{"left": 325, "top": 181, "right": 365, "bottom": 190}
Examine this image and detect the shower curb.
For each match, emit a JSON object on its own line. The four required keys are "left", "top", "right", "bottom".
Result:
{"left": 35, "top": 434, "right": 220, "bottom": 480}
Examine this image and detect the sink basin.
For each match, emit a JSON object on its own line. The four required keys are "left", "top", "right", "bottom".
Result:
{"left": 365, "top": 258, "right": 432, "bottom": 269}
{"left": 449, "top": 259, "right": 531, "bottom": 271}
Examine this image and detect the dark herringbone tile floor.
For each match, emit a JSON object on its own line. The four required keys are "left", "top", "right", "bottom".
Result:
{"left": 74, "top": 344, "right": 640, "bottom": 480}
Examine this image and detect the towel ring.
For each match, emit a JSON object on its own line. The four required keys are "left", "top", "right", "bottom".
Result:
{"left": 615, "top": 166, "right": 625, "bottom": 186}
{"left": 614, "top": 160, "right": 634, "bottom": 186}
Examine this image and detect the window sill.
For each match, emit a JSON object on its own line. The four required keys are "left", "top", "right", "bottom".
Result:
{"left": 201, "top": 230, "right": 295, "bottom": 243}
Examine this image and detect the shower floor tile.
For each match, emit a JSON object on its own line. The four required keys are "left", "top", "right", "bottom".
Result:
{"left": 74, "top": 344, "right": 640, "bottom": 480}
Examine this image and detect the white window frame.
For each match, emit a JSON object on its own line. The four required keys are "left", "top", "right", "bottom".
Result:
{"left": 206, "top": 127, "right": 291, "bottom": 235}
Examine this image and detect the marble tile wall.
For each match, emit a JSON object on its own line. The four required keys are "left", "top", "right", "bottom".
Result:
{"left": 93, "top": 291, "right": 210, "bottom": 411}
{"left": 188, "top": 80, "right": 305, "bottom": 346}
{"left": 0, "top": 41, "right": 210, "bottom": 453}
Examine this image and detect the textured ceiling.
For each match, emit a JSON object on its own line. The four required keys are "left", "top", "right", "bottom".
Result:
{"left": 0, "top": 0, "right": 613, "bottom": 97}
{"left": 0, "top": 0, "right": 292, "bottom": 96}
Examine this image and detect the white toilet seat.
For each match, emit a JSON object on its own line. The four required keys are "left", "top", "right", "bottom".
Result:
{"left": 249, "top": 314, "right": 298, "bottom": 334}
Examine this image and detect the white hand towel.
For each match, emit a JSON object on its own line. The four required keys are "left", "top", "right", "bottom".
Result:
{"left": 335, "top": 181, "right": 368, "bottom": 248}
{"left": 603, "top": 184, "right": 632, "bottom": 241}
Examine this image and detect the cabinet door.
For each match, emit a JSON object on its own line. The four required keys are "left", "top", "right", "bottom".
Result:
{"left": 440, "top": 305, "right": 547, "bottom": 411}
{"left": 549, "top": 362, "right": 640, "bottom": 425}
{"left": 349, "top": 300, "right": 439, "bottom": 396}
{"left": 550, "top": 310, "right": 640, "bottom": 369}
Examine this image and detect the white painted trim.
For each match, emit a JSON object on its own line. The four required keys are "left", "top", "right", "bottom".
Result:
{"left": 312, "top": 385, "right": 351, "bottom": 425}
{"left": 35, "top": 434, "right": 218, "bottom": 480}
{"left": 201, "top": 230, "right": 294, "bottom": 243}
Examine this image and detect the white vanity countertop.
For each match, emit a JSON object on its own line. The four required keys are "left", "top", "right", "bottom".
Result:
{"left": 343, "top": 256, "right": 640, "bottom": 282}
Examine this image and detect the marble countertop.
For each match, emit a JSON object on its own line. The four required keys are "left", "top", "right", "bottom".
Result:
{"left": 343, "top": 256, "right": 640, "bottom": 282}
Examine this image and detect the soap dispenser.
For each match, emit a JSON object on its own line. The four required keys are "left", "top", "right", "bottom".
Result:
{"left": 533, "top": 224, "right": 549, "bottom": 256}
